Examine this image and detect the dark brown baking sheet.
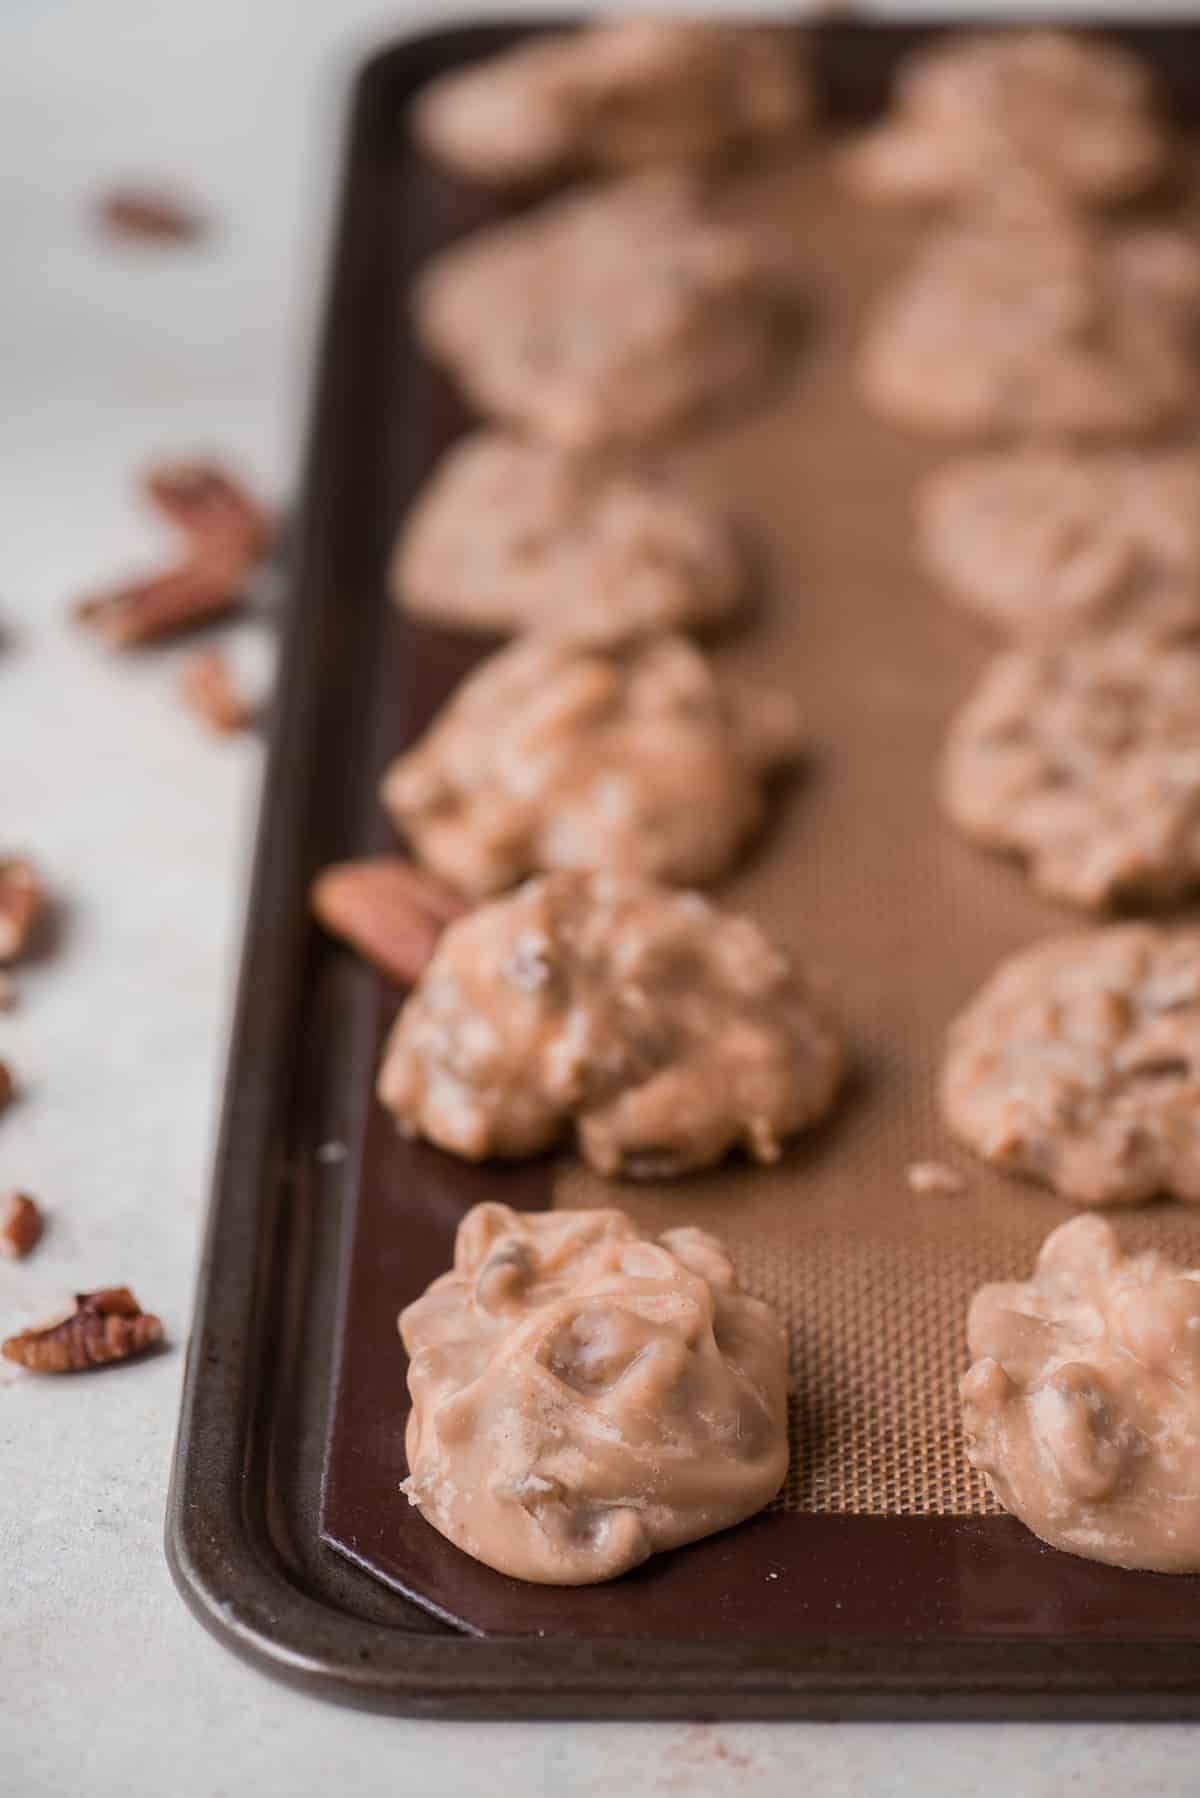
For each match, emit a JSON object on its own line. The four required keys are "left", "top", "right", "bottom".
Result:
{"left": 167, "top": 16, "right": 1200, "bottom": 1718}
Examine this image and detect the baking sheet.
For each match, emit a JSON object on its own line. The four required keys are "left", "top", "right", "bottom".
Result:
{"left": 168, "top": 17, "right": 1200, "bottom": 1717}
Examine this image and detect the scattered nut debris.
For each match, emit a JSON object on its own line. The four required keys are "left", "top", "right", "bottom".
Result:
{"left": 310, "top": 857, "right": 466, "bottom": 985}
{"left": 181, "top": 648, "right": 251, "bottom": 734}
{"left": 75, "top": 557, "right": 247, "bottom": 648}
{"left": 143, "top": 461, "right": 272, "bottom": 562}
{"left": 74, "top": 463, "right": 274, "bottom": 650}
{"left": 0, "top": 1193, "right": 42, "bottom": 1262}
{"left": 906, "top": 1159, "right": 965, "bottom": 1196}
{"left": 2, "top": 1287, "right": 163, "bottom": 1372}
{"left": 0, "top": 858, "right": 45, "bottom": 963}
{"left": 96, "top": 187, "right": 207, "bottom": 244}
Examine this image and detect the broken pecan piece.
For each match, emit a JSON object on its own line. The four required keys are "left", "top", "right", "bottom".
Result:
{"left": 74, "top": 462, "right": 273, "bottom": 650}
{"left": 311, "top": 857, "right": 466, "bottom": 984}
{"left": 0, "top": 858, "right": 45, "bottom": 962}
{"left": 905, "top": 1159, "right": 965, "bottom": 1196}
{"left": 0, "top": 1193, "right": 42, "bottom": 1261}
{"left": 97, "top": 187, "right": 207, "bottom": 244}
{"left": 75, "top": 553, "right": 246, "bottom": 648}
{"left": 181, "top": 648, "right": 252, "bottom": 734}
{"left": 0, "top": 1061, "right": 14, "bottom": 1114}
{"left": 2, "top": 1287, "right": 163, "bottom": 1372}
{"left": 144, "top": 461, "right": 272, "bottom": 561}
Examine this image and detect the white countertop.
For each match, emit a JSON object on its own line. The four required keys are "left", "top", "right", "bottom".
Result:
{"left": 5, "top": 2, "right": 1200, "bottom": 1791}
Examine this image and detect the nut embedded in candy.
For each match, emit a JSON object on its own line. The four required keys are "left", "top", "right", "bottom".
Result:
{"left": 962, "top": 1215, "right": 1200, "bottom": 1571}
{"left": 939, "top": 635, "right": 1200, "bottom": 910}
{"left": 413, "top": 18, "right": 810, "bottom": 187}
{"left": 391, "top": 430, "right": 746, "bottom": 644}
{"left": 381, "top": 633, "right": 802, "bottom": 898}
{"left": 917, "top": 448, "right": 1200, "bottom": 644}
{"left": 399, "top": 1203, "right": 790, "bottom": 1584}
{"left": 940, "top": 924, "right": 1200, "bottom": 1206}
{"left": 415, "top": 171, "right": 787, "bottom": 453}
{"left": 377, "top": 870, "right": 844, "bottom": 1179}
{"left": 859, "top": 212, "right": 1200, "bottom": 443}
{"left": 841, "top": 29, "right": 1168, "bottom": 211}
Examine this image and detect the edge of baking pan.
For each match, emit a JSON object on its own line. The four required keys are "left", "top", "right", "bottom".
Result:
{"left": 165, "top": 16, "right": 1200, "bottom": 1718}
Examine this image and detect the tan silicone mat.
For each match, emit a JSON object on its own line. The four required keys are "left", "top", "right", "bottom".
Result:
{"left": 554, "top": 142, "right": 1200, "bottom": 1517}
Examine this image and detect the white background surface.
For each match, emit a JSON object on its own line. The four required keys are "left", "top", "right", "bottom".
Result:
{"left": 5, "top": 3, "right": 1200, "bottom": 1793}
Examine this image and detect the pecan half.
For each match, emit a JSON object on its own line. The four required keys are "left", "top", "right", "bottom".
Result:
{"left": 0, "top": 1194, "right": 42, "bottom": 1261}
{"left": 144, "top": 462, "right": 272, "bottom": 562}
{"left": 74, "top": 463, "right": 273, "bottom": 650}
{"left": 75, "top": 553, "right": 246, "bottom": 649}
{"left": 0, "top": 858, "right": 45, "bottom": 963}
{"left": 181, "top": 648, "right": 251, "bottom": 734}
{"left": 2, "top": 1288, "right": 163, "bottom": 1372}
{"left": 97, "top": 188, "right": 207, "bottom": 244}
{"left": 311, "top": 857, "right": 466, "bottom": 984}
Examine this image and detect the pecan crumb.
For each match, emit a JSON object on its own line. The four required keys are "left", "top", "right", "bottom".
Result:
{"left": 0, "top": 858, "right": 45, "bottom": 963}
{"left": 906, "top": 1159, "right": 965, "bottom": 1196}
{"left": 97, "top": 187, "right": 207, "bottom": 244}
{"left": 0, "top": 1193, "right": 42, "bottom": 1261}
{"left": 182, "top": 649, "right": 251, "bottom": 734}
{"left": 2, "top": 1287, "right": 162, "bottom": 1372}
{"left": 311, "top": 857, "right": 467, "bottom": 985}
{"left": 0, "top": 1061, "right": 14, "bottom": 1113}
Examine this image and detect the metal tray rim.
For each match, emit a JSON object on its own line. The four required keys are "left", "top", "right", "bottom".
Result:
{"left": 165, "top": 14, "right": 1200, "bottom": 1719}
